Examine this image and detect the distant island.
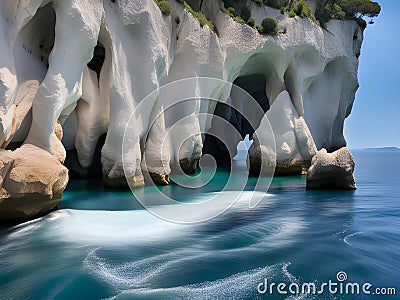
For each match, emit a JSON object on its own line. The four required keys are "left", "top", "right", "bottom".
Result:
{"left": 361, "top": 147, "right": 400, "bottom": 152}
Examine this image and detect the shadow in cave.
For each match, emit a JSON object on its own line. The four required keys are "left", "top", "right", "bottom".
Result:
{"left": 87, "top": 42, "right": 105, "bottom": 81}
{"left": 64, "top": 133, "right": 106, "bottom": 179}
{"left": 202, "top": 74, "right": 270, "bottom": 168}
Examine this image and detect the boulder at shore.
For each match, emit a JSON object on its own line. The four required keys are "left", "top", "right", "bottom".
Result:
{"left": 306, "top": 147, "right": 356, "bottom": 190}
{"left": 0, "top": 144, "right": 69, "bottom": 223}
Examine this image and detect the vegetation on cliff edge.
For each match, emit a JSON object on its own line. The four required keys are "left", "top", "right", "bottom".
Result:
{"left": 221, "top": 0, "right": 380, "bottom": 32}
{"left": 154, "top": 0, "right": 172, "bottom": 15}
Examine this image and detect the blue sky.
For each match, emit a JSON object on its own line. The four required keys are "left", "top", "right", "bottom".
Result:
{"left": 344, "top": 0, "right": 400, "bottom": 149}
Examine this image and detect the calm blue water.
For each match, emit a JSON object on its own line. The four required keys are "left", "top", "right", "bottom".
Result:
{"left": 0, "top": 150, "right": 399, "bottom": 299}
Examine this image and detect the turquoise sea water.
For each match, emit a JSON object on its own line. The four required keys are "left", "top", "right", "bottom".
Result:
{"left": 0, "top": 150, "right": 399, "bottom": 299}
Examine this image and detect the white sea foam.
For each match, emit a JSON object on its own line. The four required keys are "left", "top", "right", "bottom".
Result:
{"left": 282, "top": 262, "right": 297, "bottom": 282}
{"left": 83, "top": 248, "right": 198, "bottom": 289}
{"left": 343, "top": 232, "right": 363, "bottom": 246}
{"left": 6, "top": 191, "right": 275, "bottom": 247}
{"left": 102, "top": 263, "right": 288, "bottom": 299}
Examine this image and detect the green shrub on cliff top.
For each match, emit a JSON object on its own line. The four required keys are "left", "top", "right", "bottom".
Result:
{"left": 154, "top": 0, "right": 172, "bottom": 16}
{"left": 247, "top": 17, "right": 256, "bottom": 27}
{"left": 293, "top": 0, "right": 313, "bottom": 18}
{"left": 233, "top": 15, "right": 246, "bottom": 24}
{"left": 261, "top": 17, "right": 278, "bottom": 35}
{"left": 221, "top": 2, "right": 254, "bottom": 27}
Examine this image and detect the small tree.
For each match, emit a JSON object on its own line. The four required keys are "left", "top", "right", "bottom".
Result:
{"left": 261, "top": 17, "right": 278, "bottom": 35}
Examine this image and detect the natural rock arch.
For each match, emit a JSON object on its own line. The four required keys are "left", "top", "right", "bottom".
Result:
{"left": 203, "top": 73, "right": 270, "bottom": 166}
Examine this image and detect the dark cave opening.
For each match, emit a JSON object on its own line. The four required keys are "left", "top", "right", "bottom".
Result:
{"left": 64, "top": 133, "right": 106, "bottom": 179}
{"left": 202, "top": 74, "right": 270, "bottom": 167}
{"left": 87, "top": 42, "right": 106, "bottom": 81}
{"left": 232, "top": 74, "right": 270, "bottom": 139}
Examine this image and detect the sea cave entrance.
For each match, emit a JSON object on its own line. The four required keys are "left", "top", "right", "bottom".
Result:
{"left": 203, "top": 74, "right": 270, "bottom": 167}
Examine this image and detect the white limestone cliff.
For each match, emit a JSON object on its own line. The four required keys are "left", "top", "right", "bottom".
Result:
{"left": 0, "top": 0, "right": 364, "bottom": 188}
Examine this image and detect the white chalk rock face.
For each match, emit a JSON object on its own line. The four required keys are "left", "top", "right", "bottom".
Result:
{"left": 0, "top": 144, "right": 69, "bottom": 222}
{"left": 142, "top": 100, "right": 171, "bottom": 185}
{"left": 100, "top": 0, "right": 174, "bottom": 187}
{"left": 306, "top": 147, "right": 356, "bottom": 190}
{"left": 249, "top": 90, "right": 317, "bottom": 175}
{"left": 21, "top": 0, "right": 102, "bottom": 164}
{"left": 0, "top": 0, "right": 364, "bottom": 189}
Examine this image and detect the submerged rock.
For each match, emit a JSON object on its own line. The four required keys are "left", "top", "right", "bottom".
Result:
{"left": 0, "top": 144, "right": 69, "bottom": 222}
{"left": 306, "top": 147, "right": 356, "bottom": 190}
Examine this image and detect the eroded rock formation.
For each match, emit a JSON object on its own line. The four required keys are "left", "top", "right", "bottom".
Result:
{"left": 0, "top": 0, "right": 362, "bottom": 193}
{"left": 0, "top": 144, "right": 68, "bottom": 222}
{"left": 306, "top": 147, "right": 356, "bottom": 190}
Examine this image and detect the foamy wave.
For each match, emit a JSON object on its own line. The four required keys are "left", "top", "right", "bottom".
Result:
{"left": 343, "top": 232, "right": 363, "bottom": 246}
{"left": 103, "top": 263, "right": 287, "bottom": 299}
{"left": 83, "top": 247, "right": 319, "bottom": 300}
{"left": 4, "top": 191, "right": 277, "bottom": 247}
{"left": 83, "top": 248, "right": 193, "bottom": 289}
